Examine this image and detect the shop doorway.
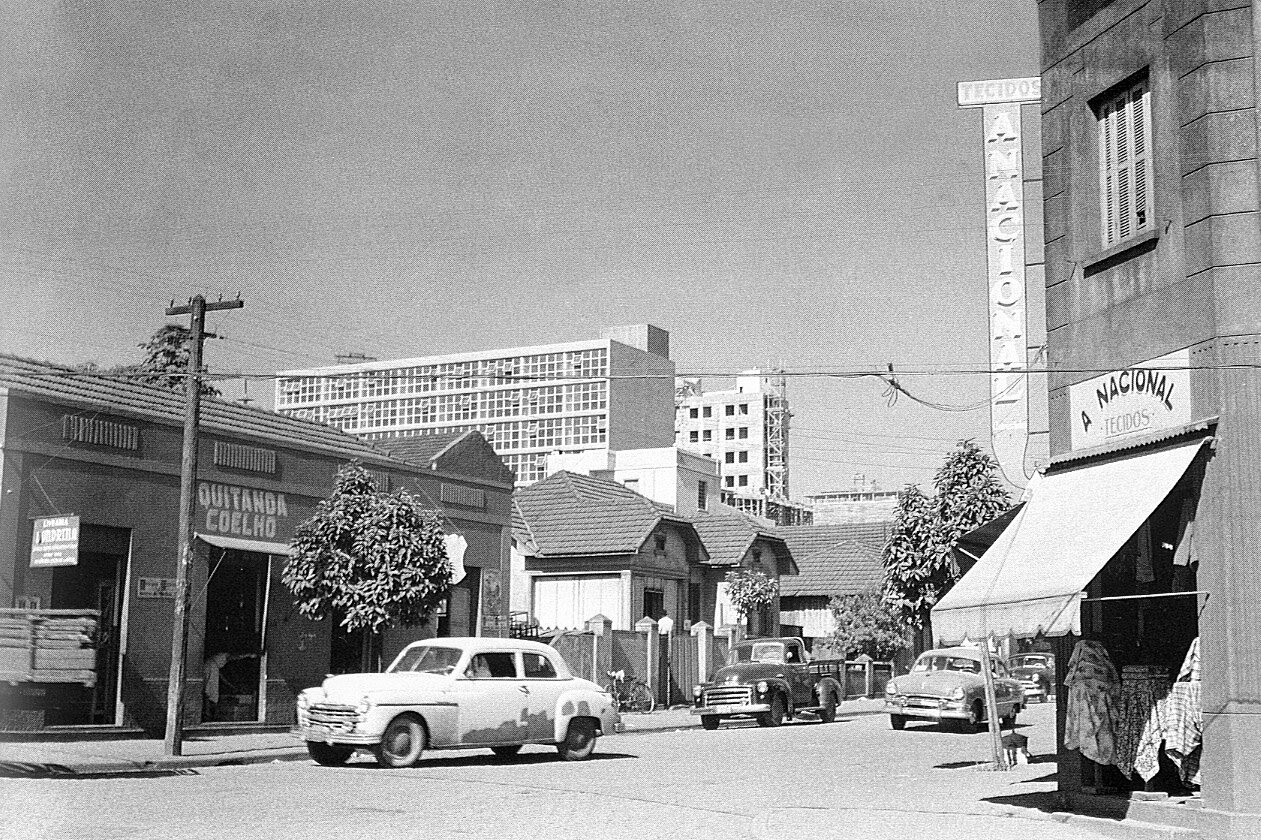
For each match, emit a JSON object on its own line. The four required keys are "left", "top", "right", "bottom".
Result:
{"left": 202, "top": 549, "right": 269, "bottom": 723}
{"left": 46, "top": 525, "right": 129, "bottom": 725}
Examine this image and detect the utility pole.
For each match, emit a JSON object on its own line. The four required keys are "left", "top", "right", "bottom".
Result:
{"left": 164, "top": 294, "right": 244, "bottom": 756}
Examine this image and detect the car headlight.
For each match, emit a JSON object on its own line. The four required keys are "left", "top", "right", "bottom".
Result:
{"left": 884, "top": 682, "right": 897, "bottom": 696}
{"left": 297, "top": 691, "right": 312, "bottom": 711}
{"left": 948, "top": 687, "right": 965, "bottom": 700}
{"left": 756, "top": 681, "right": 769, "bottom": 694}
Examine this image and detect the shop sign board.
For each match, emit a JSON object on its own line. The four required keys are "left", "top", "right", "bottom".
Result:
{"left": 1069, "top": 349, "right": 1193, "bottom": 450}
{"left": 197, "top": 481, "right": 293, "bottom": 541}
{"left": 959, "top": 77, "right": 1041, "bottom": 487}
{"left": 138, "top": 577, "right": 178, "bottom": 599}
{"left": 30, "top": 515, "right": 80, "bottom": 568}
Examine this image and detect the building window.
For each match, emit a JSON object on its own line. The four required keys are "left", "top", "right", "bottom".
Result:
{"left": 1097, "top": 76, "right": 1152, "bottom": 246}
{"left": 697, "top": 481, "right": 708, "bottom": 510}
{"left": 654, "top": 533, "right": 666, "bottom": 552}
{"left": 738, "top": 427, "right": 749, "bottom": 440}
{"left": 725, "top": 476, "right": 735, "bottom": 488}
{"left": 689, "top": 430, "right": 699, "bottom": 442}
{"left": 738, "top": 474, "right": 749, "bottom": 487}
{"left": 643, "top": 589, "right": 665, "bottom": 621}
{"left": 738, "top": 451, "right": 749, "bottom": 463}
{"left": 725, "top": 428, "right": 736, "bottom": 440}
{"left": 689, "top": 408, "right": 699, "bottom": 419}
{"left": 739, "top": 403, "right": 748, "bottom": 415}
{"left": 702, "top": 430, "right": 712, "bottom": 441}
{"left": 702, "top": 407, "right": 712, "bottom": 418}
{"left": 724, "top": 452, "right": 735, "bottom": 464}
{"left": 725, "top": 405, "right": 735, "bottom": 416}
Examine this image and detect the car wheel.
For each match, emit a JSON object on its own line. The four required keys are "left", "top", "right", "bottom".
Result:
{"left": 818, "top": 689, "right": 837, "bottom": 724}
{"left": 701, "top": 715, "right": 720, "bottom": 731}
{"left": 758, "top": 694, "right": 786, "bottom": 727}
{"left": 307, "top": 742, "right": 354, "bottom": 766}
{"left": 374, "top": 714, "right": 426, "bottom": 768}
{"left": 491, "top": 744, "right": 523, "bottom": 759}
{"left": 557, "top": 718, "right": 597, "bottom": 761}
{"left": 889, "top": 714, "right": 907, "bottom": 731}
{"left": 968, "top": 701, "right": 986, "bottom": 732}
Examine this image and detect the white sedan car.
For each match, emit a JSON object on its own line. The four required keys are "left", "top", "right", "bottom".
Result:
{"left": 295, "top": 637, "right": 622, "bottom": 767}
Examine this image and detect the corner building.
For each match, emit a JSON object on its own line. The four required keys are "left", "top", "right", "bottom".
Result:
{"left": 997, "top": 2, "right": 1261, "bottom": 833}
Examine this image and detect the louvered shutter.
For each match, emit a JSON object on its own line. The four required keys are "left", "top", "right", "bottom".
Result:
{"left": 1099, "top": 80, "right": 1152, "bottom": 246}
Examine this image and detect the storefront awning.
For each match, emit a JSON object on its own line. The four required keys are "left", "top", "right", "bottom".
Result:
{"left": 931, "top": 438, "right": 1208, "bottom": 645}
{"left": 196, "top": 533, "right": 293, "bottom": 556}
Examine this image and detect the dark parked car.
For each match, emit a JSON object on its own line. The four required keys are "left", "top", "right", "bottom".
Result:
{"left": 1008, "top": 653, "right": 1055, "bottom": 703}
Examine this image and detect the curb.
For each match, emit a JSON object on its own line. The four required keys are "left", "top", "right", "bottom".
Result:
{"left": 0, "top": 748, "right": 309, "bottom": 779}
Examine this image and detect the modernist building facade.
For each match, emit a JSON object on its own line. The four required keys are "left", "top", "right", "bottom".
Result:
{"left": 934, "top": 3, "right": 1261, "bottom": 835}
{"left": 0, "top": 356, "right": 512, "bottom": 736}
{"left": 674, "top": 370, "right": 789, "bottom": 499}
{"left": 275, "top": 325, "right": 676, "bottom": 485}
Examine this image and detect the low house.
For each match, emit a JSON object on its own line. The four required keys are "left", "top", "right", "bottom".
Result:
{"left": 510, "top": 471, "right": 709, "bottom": 630}
{"left": 775, "top": 523, "right": 889, "bottom": 649}
{"left": 690, "top": 509, "right": 797, "bottom": 637}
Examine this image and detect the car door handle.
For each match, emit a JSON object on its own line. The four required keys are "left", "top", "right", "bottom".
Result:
{"left": 518, "top": 685, "right": 530, "bottom": 694}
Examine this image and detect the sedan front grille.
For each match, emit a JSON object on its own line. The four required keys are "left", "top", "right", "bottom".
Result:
{"left": 702, "top": 686, "right": 754, "bottom": 707}
{"left": 904, "top": 695, "right": 947, "bottom": 709}
{"left": 308, "top": 703, "right": 360, "bottom": 732}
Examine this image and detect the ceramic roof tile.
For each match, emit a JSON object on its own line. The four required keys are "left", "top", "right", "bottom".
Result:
{"left": 776, "top": 524, "right": 888, "bottom": 597}
{"left": 512, "top": 471, "right": 664, "bottom": 556}
{"left": 691, "top": 509, "right": 788, "bottom": 567}
{"left": 0, "top": 353, "right": 393, "bottom": 462}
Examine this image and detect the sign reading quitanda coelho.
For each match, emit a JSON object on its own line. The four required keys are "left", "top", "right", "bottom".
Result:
{"left": 1069, "top": 349, "right": 1192, "bottom": 450}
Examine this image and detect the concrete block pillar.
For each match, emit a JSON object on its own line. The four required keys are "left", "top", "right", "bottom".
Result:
{"left": 585, "top": 614, "right": 612, "bottom": 684}
{"left": 691, "top": 621, "right": 713, "bottom": 681}
{"left": 636, "top": 616, "right": 659, "bottom": 701}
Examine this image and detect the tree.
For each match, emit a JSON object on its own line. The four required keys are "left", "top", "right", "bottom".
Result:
{"left": 724, "top": 568, "right": 778, "bottom": 636}
{"left": 283, "top": 462, "right": 451, "bottom": 669}
{"left": 133, "top": 324, "right": 220, "bottom": 397}
{"left": 826, "top": 586, "right": 910, "bottom": 660}
{"left": 882, "top": 440, "right": 1012, "bottom": 633}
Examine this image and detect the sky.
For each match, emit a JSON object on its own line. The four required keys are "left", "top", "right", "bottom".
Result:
{"left": 0, "top": 0, "right": 1042, "bottom": 498}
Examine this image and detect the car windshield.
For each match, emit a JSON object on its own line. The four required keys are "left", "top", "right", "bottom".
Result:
{"left": 1014, "top": 655, "right": 1051, "bottom": 668}
{"left": 728, "top": 642, "right": 786, "bottom": 665}
{"left": 389, "top": 645, "right": 463, "bottom": 675}
{"left": 911, "top": 655, "right": 982, "bottom": 674}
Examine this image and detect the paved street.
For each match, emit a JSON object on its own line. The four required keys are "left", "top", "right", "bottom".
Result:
{"left": 0, "top": 702, "right": 1120, "bottom": 840}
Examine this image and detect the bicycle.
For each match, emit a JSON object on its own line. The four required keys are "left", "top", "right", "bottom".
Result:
{"left": 603, "top": 670, "right": 655, "bottom": 714}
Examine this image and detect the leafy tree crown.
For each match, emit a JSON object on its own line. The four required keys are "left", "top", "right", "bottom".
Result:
{"left": 283, "top": 462, "right": 452, "bottom": 633}
{"left": 826, "top": 585, "right": 910, "bottom": 660}
{"left": 724, "top": 568, "right": 778, "bottom": 618}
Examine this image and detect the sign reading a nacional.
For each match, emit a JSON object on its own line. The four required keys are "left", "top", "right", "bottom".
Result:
{"left": 30, "top": 515, "right": 80, "bottom": 568}
{"left": 1069, "top": 349, "right": 1193, "bottom": 450}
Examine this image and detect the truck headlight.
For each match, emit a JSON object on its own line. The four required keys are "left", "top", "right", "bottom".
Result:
{"left": 884, "top": 682, "right": 897, "bottom": 696}
{"left": 948, "top": 687, "right": 964, "bottom": 700}
{"left": 297, "top": 691, "right": 312, "bottom": 711}
{"left": 692, "top": 684, "right": 703, "bottom": 699}
{"left": 756, "top": 681, "right": 769, "bottom": 695}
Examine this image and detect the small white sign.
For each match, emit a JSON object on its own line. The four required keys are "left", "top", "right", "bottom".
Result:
{"left": 958, "top": 77, "right": 1042, "bottom": 108}
{"left": 1069, "top": 349, "right": 1193, "bottom": 450}
{"left": 138, "top": 577, "right": 178, "bottom": 599}
{"left": 30, "top": 515, "right": 80, "bottom": 568}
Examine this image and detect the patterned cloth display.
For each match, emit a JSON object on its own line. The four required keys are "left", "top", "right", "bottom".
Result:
{"left": 1114, "top": 666, "right": 1171, "bottom": 781}
{"left": 1063, "top": 640, "right": 1121, "bottom": 766}
{"left": 1164, "top": 637, "right": 1202, "bottom": 786}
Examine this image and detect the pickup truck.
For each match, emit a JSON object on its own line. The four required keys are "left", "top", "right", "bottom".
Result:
{"left": 690, "top": 637, "right": 844, "bottom": 730}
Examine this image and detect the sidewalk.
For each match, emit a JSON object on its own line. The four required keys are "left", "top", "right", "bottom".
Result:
{"left": 0, "top": 698, "right": 886, "bottom": 778}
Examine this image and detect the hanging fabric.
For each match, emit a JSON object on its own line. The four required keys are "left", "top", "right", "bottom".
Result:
{"left": 1164, "top": 637, "right": 1202, "bottom": 786}
{"left": 1063, "top": 640, "right": 1122, "bottom": 767}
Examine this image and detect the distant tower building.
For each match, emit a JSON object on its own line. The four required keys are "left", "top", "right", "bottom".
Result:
{"left": 674, "top": 369, "right": 807, "bottom": 524}
{"left": 805, "top": 475, "right": 899, "bottom": 525}
{"left": 275, "top": 325, "right": 675, "bottom": 485}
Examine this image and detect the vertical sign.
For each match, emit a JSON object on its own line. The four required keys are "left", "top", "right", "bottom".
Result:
{"left": 30, "top": 514, "right": 81, "bottom": 568}
{"left": 959, "top": 78, "right": 1041, "bottom": 487}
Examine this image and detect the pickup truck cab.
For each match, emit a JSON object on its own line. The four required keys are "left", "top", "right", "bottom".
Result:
{"left": 690, "top": 637, "right": 843, "bottom": 730}
{"left": 295, "top": 637, "right": 621, "bottom": 767}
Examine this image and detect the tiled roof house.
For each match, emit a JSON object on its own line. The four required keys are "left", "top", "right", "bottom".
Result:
{"left": 774, "top": 522, "right": 890, "bottom": 643}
